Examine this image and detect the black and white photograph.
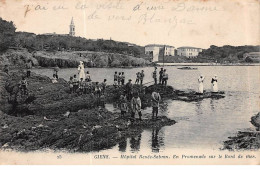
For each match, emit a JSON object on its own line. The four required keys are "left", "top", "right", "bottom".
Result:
{"left": 0, "top": 0, "right": 259, "bottom": 165}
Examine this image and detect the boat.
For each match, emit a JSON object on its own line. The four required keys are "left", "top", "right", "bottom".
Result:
{"left": 177, "top": 67, "right": 198, "bottom": 70}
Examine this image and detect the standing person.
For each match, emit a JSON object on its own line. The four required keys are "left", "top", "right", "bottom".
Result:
{"left": 19, "top": 76, "right": 28, "bottom": 95}
{"left": 140, "top": 70, "right": 145, "bottom": 85}
{"left": 135, "top": 72, "right": 140, "bottom": 84}
{"left": 121, "top": 72, "right": 125, "bottom": 85}
{"left": 118, "top": 72, "right": 122, "bottom": 86}
{"left": 85, "top": 71, "right": 91, "bottom": 82}
{"left": 151, "top": 91, "right": 161, "bottom": 120}
{"left": 211, "top": 75, "right": 218, "bottom": 93}
{"left": 95, "top": 82, "right": 101, "bottom": 98}
{"left": 26, "top": 60, "right": 32, "bottom": 78}
{"left": 119, "top": 92, "right": 128, "bottom": 118}
{"left": 125, "top": 79, "right": 133, "bottom": 100}
{"left": 159, "top": 68, "right": 164, "bottom": 84}
{"left": 69, "top": 76, "right": 73, "bottom": 94}
{"left": 72, "top": 74, "right": 78, "bottom": 93}
{"left": 131, "top": 92, "right": 142, "bottom": 121}
{"left": 152, "top": 69, "right": 157, "bottom": 85}
{"left": 198, "top": 75, "right": 205, "bottom": 94}
{"left": 162, "top": 69, "right": 168, "bottom": 86}
{"left": 114, "top": 71, "right": 118, "bottom": 83}
{"left": 78, "top": 61, "right": 85, "bottom": 81}
{"left": 78, "top": 78, "right": 84, "bottom": 94}
{"left": 53, "top": 65, "right": 59, "bottom": 79}
{"left": 100, "top": 79, "right": 107, "bottom": 94}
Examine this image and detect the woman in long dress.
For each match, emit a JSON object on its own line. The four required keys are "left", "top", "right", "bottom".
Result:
{"left": 211, "top": 75, "right": 218, "bottom": 93}
{"left": 78, "top": 61, "right": 85, "bottom": 81}
{"left": 198, "top": 75, "right": 205, "bottom": 94}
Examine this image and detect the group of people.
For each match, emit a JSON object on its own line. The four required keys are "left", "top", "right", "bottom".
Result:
{"left": 135, "top": 70, "right": 145, "bottom": 85}
{"left": 68, "top": 74, "right": 107, "bottom": 97}
{"left": 152, "top": 67, "right": 169, "bottom": 85}
{"left": 119, "top": 90, "right": 161, "bottom": 121}
{"left": 198, "top": 75, "right": 218, "bottom": 94}
{"left": 113, "top": 71, "right": 126, "bottom": 86}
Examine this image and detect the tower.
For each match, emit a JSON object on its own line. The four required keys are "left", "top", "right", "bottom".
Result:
{"left": 69, "top": 17, "right": 75, "bottom": 36}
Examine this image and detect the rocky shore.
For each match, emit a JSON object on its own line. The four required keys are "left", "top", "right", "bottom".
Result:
{"left": 0, "top": 70, "right": 175, "bottom": 152}
{"left": 223, "top": 112, "right": 260, "bottom": 150}
{"left": 0, "top": 68, "right": 227, "bottom": 152}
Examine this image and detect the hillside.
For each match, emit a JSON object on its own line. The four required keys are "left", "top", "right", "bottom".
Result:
{"left": 194, "top": 45, "right": 260, "bottom": 63}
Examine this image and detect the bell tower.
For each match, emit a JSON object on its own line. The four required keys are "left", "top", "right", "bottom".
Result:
{"left": 69, "top": 17, "right": 75, "bottom": 36}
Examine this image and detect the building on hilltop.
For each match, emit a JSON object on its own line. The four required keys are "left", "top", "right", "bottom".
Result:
{"left": 69, "top": 17, "right": 75, "bottom": 36}
{"left": 177, "top": 46, "right": 202, "bottom": 58}
{"left": 145, "top": 44, "right": 175, "bottom": 62}
{"left": 41, "top": 17, "right": 76, "bottom": 37}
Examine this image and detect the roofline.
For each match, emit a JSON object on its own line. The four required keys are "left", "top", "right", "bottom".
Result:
{"left": 145, "top": 44, "right": 175, "bottom": 48}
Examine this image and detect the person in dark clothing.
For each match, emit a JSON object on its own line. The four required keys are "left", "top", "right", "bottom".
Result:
{"left": 114, "top": 71, "right": 118, "bottom": 82}
{"left": 121, "top": 72, "right": 125, "bottom": 85}
{"left": 140, "top": 70, "right": 145, "bottom": 85}
{"left": 125, "top": 79, "right": 133, "bottom": 100}
{"left": 152, "top": 70, "right": 157, "bottom": 85}
{"left": 159, "top": 68, "right": 164, "bottom": 84}
{"left": 162, "top": 69, "right": 168, "bottom": 86}
{"left": 19, "top": 76, "right": 28, "bottom": 95}
{"left": 26, "top": 60, "right": 32, "bottom": 77}
{"left": 72, "top": 75, "right": 78, "bottom": 93}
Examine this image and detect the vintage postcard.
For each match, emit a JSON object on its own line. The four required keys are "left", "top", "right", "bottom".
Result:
{"left": 0, "top": 0, "right": 259, "bottom": 165}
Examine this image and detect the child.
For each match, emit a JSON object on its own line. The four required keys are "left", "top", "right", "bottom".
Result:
{"left": 114, "top": 71, "right": 118, "bottom": 82}
{"left": 131, "top": 92, "right": 142, "bottom": 121}
{"left": 113, "top": 79, "right": 118, "bottom": 88}
{"left": 19, "top": 76, "right": 28, "bottom": 95}
{"left": 69, "top": 76, "right": 73, "bottom": 93}
{"left": 72, "top": 74, "right": 78, "bottom": 93}
{"left": 100, "top": 79, "right": 107, "bottom": 95}
{"left": 51, "top": 74, "right": 58, "bottom": 83}
{"left": 120, "top": 93, "right": 128, "bottom": 118}
{"left": 86, "top": 71, "right": 91, "bottom": 82}
{"left": 100, "top": 94, "right": 105, "bottom": 108}
{"left": 118, "top": 72, "right": 122, "bottom": 86}
{"left": 121, "top": 72, "right": 125, "bottom": 85}
{"left": 78, "top": 78, "right": 84, "bottom": 94}
{"left": 135, "top": 72, "right": 140, "bottom": 84}
{"left": 95, "top": 82, "right": 101, "bottom": 98}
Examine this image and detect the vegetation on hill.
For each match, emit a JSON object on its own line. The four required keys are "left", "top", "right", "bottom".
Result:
{"left": 194, "top": 45, "right": 260, "bottom": 63}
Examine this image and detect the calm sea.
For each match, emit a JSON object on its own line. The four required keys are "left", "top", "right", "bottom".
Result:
{"left": 32, "top": 66, "right": 259, "bottom": 152}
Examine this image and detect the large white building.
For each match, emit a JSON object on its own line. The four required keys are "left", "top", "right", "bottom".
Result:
{"left": 145, "top": 44, "right": 175, "bottom": 62}
{"left": 177, "top": 46, "right": 202, "bottom": 58}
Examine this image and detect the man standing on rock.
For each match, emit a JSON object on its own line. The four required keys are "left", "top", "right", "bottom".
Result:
{"left": 125, "top": 79, "right": 133, "bottom": 100}
{"left": 151, "top": 91, "right": 161, "bottom": 120}
{"left": 140, "top": 70, "right": 145, "bottom": 85}
{"left": 131, "top": 92, "right": 142, "bottom": 121}
{"left": 159, "top": 68, "right": 164, "bottom": 84}
{"left": 26, "top": 60, "right": 32, "bottom": 78}
{"left": 152, "top": 67, "right": 157, "bottom": 85}
{"left": 162, "top": 69, "right": 168, "bottom": 86}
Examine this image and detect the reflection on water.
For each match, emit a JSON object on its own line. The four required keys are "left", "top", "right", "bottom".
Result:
{"left": 130, "top": 134, "right": 142, "bottom": 152}
{"left": 33, "top": 66, "right": 260, "bottom": 152}
{"left": 118, "top": 137, "right": 127, "bottom": 152}
{"left": 151, "top": 128, "right": 165, "bottom": 153}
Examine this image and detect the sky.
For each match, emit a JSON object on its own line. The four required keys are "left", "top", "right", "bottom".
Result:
{"left": 0, "top": 0, "right": 259, "bottom": 49}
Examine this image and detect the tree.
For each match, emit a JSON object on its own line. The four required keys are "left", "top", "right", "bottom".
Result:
{"left": 0, "top": 18, "right": 16, "bottom": 52}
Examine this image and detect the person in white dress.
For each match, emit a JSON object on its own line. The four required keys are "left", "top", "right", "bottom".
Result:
{"left": 211, "top": 75, "right": 218, "bottom": 93}
{"left": 198, "top": 75, "right": 205, "bottom": 94}
{"left": 78, "top": 61, "right": 85, "bottom": 81}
